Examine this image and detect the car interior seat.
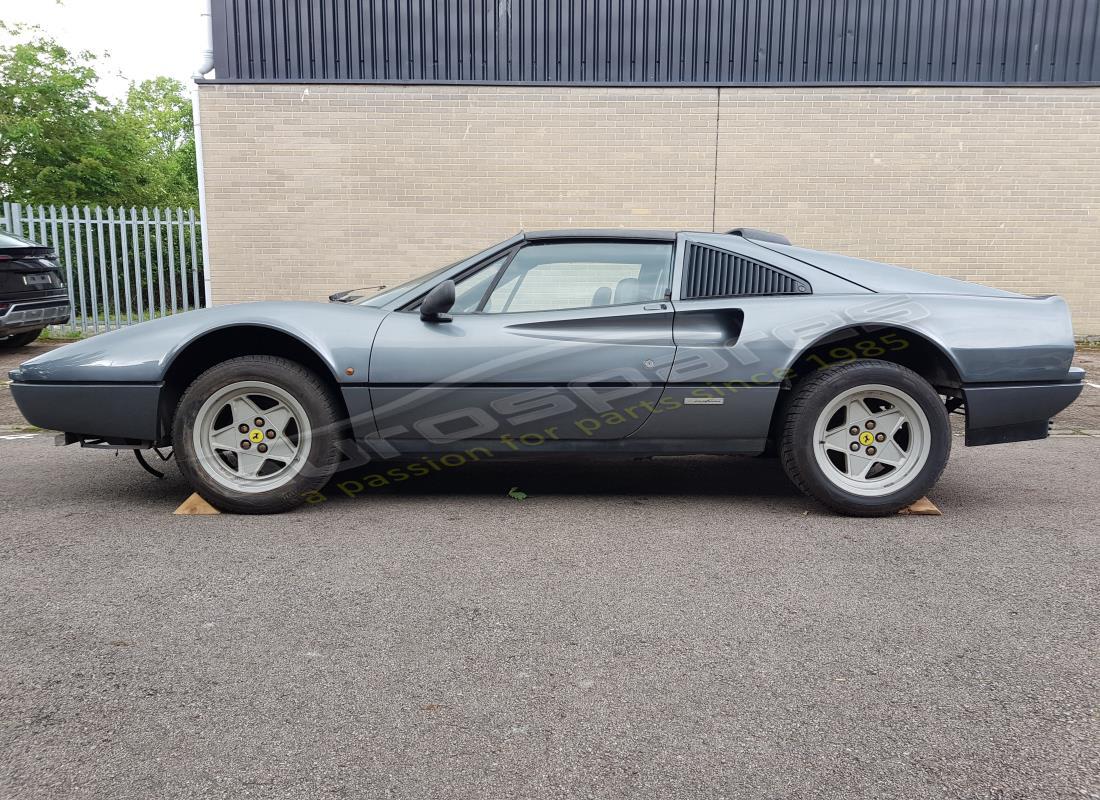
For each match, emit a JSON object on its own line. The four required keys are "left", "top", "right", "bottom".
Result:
{"left": 591, "top": 286, "right": 612, "bottom": 306}
{"left": 613, "top": 277, "right": 640, "bottom": 305}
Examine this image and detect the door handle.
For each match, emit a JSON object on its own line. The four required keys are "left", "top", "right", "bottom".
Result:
{"left": 643, "top": 303, "right": 668, "bottom": 311}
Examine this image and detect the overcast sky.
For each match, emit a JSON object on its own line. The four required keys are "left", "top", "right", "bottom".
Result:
{"left": 1, "top": 0, "right": 204, "bottom": 98}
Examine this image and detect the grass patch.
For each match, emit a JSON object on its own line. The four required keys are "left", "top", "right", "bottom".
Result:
{"left": 38, "top": 330, "right": 86, "bottom": 342}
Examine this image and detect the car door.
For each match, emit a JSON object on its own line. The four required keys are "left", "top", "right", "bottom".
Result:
{"left": 368, "top": 239, "right": 677, "bottom": 446}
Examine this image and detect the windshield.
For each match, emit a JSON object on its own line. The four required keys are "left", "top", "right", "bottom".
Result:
{"left": 354, "top": 261, "right": 459, "bottom": 306}
{"left": 355, "top": 235, "right": 523, "bottom": 308}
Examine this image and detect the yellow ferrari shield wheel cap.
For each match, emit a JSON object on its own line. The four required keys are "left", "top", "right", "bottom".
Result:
{"left": 858, "top": 431, "right": 875, "bottom": 446}
{"left": 248, "top": 429, "right": 265, "bottom": 443}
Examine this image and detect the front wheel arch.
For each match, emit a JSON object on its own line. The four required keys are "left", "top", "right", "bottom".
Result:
{"left": 159, "top": 325, "right": 351, "bottom": 444}
{"left": 172, "top": 354, "right": 345, "bottom": 513}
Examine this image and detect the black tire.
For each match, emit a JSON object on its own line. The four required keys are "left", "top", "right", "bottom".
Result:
{"left": 0, "top": 329, "right": 43, "bottom": 349}
{"left": 779, "top": 360, "right": 951, "bottom": 516}
{"left": 172, "top": 355, "right": 344, "bottom": 514}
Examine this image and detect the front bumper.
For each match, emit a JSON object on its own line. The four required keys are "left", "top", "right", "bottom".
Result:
{"left": 0, "top": 298, "right": 71, "bottom": 335}
{"left": 9, "top": 380, "right": 163, "bottom": 442}
{"left": 963, "top": 368, "right": 1085, "bottom": 446}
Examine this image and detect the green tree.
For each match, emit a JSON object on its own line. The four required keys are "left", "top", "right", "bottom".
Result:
{"left": 124, "top": 76, "right": 198, "bottom": 207}
{"left": 0, "top": 24, "right": 197, "bottom": 208}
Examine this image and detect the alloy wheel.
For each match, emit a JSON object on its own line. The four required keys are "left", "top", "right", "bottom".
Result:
{"left": 191, "top": 380, "right": 312, "bottom": 494}
{"left": 811, "top": 383, "right": 933, "bottom": 497}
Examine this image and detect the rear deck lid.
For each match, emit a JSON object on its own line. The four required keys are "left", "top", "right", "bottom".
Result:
{"left": 761, "top": 242, "right": 1027, "bottom": 298}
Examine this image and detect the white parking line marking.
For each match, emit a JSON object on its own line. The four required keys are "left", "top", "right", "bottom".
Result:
{"left": 0, "top": 434, "right": 38, "bottom": 440}
{"left": 1087, "top": 382, "right": 1100, "bottom": 389}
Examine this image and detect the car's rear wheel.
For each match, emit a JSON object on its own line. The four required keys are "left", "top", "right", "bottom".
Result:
{"left": 779, "top": 360, "right": 950, "bottom": 516}
{"left": 173, "top": 355, "right": 343, "bottom": 514}
{"left": 0, "top": 329, "right": 43, "bottom": 348}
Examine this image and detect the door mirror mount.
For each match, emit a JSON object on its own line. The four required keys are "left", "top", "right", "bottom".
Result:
{"left": 420, "top": 279, "right": 456, "bottom": 322}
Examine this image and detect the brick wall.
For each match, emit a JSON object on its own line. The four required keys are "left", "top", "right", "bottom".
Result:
{"left": 198, "top": 85, "right": 1100, "bottom": 333}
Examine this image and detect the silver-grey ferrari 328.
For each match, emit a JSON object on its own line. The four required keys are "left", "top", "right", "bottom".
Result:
{"left": 10, "top": 228, "right": 1084, "bottom": 515}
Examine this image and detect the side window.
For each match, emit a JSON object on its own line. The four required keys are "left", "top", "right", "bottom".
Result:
{"left": 483, "top": 242, "right": 672, "bottom": 314}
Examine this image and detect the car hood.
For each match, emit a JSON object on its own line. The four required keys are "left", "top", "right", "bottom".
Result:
{"left": 12, "top": 301, "right": 390, "bottom": 384}
{"left": 765, "top": 243, "right": 1028, "bottom": 298}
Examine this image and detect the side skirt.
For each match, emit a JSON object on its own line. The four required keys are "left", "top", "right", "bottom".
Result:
{"left": 356, "top": 436, "right": 768, "bottom": 458}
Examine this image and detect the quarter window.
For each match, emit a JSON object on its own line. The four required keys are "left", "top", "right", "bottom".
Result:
{"left": 451, "top": 256, "right": 507, "bottom": 313}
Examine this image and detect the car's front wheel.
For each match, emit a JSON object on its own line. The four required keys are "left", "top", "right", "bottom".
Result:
{"left": 173, "top": 355, "right": 343, "bottom": 514}
{"left": 779, "top": 360, "right": 951, "bottom": 516}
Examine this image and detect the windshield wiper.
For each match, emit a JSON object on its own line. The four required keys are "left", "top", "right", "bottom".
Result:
{"left": 329, "top": 285, "right": 386, "bottom": 303}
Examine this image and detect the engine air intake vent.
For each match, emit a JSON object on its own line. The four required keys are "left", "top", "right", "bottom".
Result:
{"left": 682, "top": 244, "right": 810, "bottom": 300}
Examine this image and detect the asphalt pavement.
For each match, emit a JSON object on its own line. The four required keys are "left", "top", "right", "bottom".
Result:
{"left": 1, "top": 341, "right": 66, "bottom": 431}
{"left": 1, "top": 425, "right": 1098, "bottom": 798}
{"left": 2, "top": 341, "right": 1098, "bottom": 798}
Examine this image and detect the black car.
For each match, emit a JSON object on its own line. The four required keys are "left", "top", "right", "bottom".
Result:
{"left": 0, "top": 232, "right": 70, "bottom": 348}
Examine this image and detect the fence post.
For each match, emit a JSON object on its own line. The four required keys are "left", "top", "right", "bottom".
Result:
{"left": 118, "top": 206, "right": 134, "bottom": 326}
{"left": 10, "top": 203, "right": 23, "bottom": 238}
{"left": 73, "top": 206, "right": 91, "bottom": 336}
{"left": 83, "top": 205, "right": 100, "bottom": 335}
{"left": 188, "top": 209, "right": 201, "bottom": 309}
{"left": 164, "top": 208, "right": 177, "bottom": 314}
{"left": 57, "top": 206, "right": 77, "bottom": 332}
{"left": 94, "top": 206, "right": 113, "bottom": 330}
{"left": 153, "top": 207, "right": 166, "bottom": 317}
{"left": 142, "top": 207, "right": 155, "bottom": 318}
{"left": 175, "top": 207, "right": 188, "bottom": 310}
{"left": 129, "top": 206, "right": 144, "bottom": 322}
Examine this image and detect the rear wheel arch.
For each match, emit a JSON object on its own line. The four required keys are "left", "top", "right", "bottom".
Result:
{"left": 763, "top": 325, "right": 962, "bottom": 453}
{"left": 785, "top": 324, "right": 963, "bottom": 389}
{"left": 159, "top": 325, "right": 351, "bottom": 442}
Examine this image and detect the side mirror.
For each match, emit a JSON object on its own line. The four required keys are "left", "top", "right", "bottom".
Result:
{"left": 420, "top": 279, "right": 455, "bottom": 322}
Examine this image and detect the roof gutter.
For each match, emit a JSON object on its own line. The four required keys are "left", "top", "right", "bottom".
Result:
{"left": 192, "top": 0, "right": 215, "bottom": 306}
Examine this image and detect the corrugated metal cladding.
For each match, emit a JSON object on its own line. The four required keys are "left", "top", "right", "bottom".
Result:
{"left": 209, "top": 0, "right": 1100, "bottom": 86}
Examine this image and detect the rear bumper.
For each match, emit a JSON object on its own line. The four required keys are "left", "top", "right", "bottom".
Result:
{"left": 0, "top": 297, "right": 71, "bottom": 334}
{"left": 9, "top": 381, "right": 162, "bottom": 442}
{"left": 963, "top": 368, "right": 1085, "bottom": 446}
